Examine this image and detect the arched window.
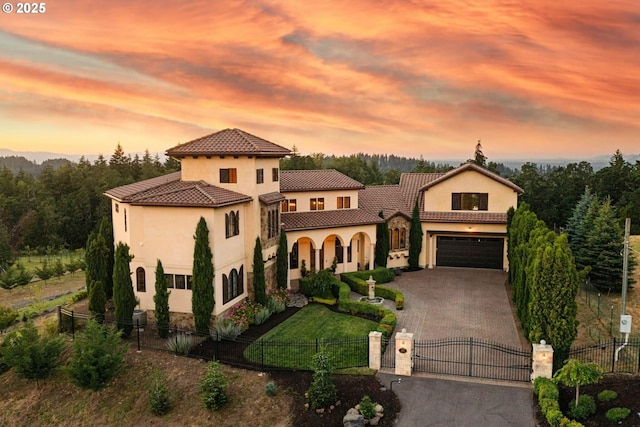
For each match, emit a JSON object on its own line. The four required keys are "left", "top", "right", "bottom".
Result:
{"left": 290, "top": 242, "right": 299, "bottom": 269}
{"left": 400, "top": 228, "right": 407, "bottom": 249}
{"left": 223, "top": 267, "right": 244, "bottom": 304}
{"left": 136, "top": 267, "right": 146, "bottom": 292}
{"left": 392, "top": 229, "right": 400, "bottom": 250}
{"left": 234, "top": 210, "right": 240, "bottom": 235}
{"left": 222, "top": 274, "right": 229, "bottom": 303}
{"left": 230, "top": 269, "right": 238, "bottom": 299}
{"left": 226, "top": 211, "right": 240, "bottom": 238}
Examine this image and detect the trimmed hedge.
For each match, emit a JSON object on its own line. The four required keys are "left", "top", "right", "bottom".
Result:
{"left": 340, "top": 269, "right": 404, "bottom": 310}
{"left": 532, "top": 377, "right": 584, "bottom": 427}
{"left": 334, "top": 281, "right": 397, "bottom": 339}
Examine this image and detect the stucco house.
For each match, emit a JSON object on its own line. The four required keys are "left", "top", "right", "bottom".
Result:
{"left": 105, "top": 128, "right": 522, "bottom": 323}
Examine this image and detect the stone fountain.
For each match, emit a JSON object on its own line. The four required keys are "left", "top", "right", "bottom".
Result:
{"left": 358, "top": 275, "right": 385, "bottom": 306}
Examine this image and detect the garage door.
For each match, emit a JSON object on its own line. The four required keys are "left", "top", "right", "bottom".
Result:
{"left": 436, "top": 236, "right": 504, "bottom": 269}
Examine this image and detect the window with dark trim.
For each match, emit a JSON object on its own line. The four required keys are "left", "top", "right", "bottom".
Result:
{"left": 290, "top": 242, "right": 299, "bottom": 269}
{"left": 223, "top": 266, "right": 244, "bottom": 303}
{"left": 335, "top": 239, "right": 343, "bottom": 263}
{"left": 310, "top": 198, "right": 324, "bottom": 211}
{"left": 281, "top": 199, "right": 297, "bottom": 212}
{"left": 220, "top": 168, "right": 238, "bottom": 183}
{"left": 164, "top": 274, "right": 174, "bottom": 288}
{"left": 451, "top": 193, "right": 488, "bottom": 211}
{"left": 267, "top": 206, "right": 279, "bottom": 239}
{"left": 400, "top": 228, "right": 407, "bottom": 248}
{"left": 124, "top": 208, "right": 128, "bottom": 232}
{"left": 337, "top": 196, "right": 351, "bottom": 209}
{"left": 272, "top": 167, "right": 279, "bottom": 182}
{"left": 115, "top": 203, "right": 119, "bottom": 213}
{"left": 256, "top": 168, "right": 264, "bottom": 184}
{"left": 225, "top": 210, "right": 240, "bottom": 238}
{"left": 164, "top": 274, "right": 192, "bottom": 290}
{"left": 136, "top": 267, "right": 146, "bottom": 292}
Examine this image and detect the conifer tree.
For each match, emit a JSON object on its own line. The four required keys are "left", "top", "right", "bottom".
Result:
{"left": 88, "top": 280, "right": 107, "bottom": 323}
{"left": 192, "top": 217, "right": 214, "bottom": 335}
{"left": 408, "top": 198, "right": 423, "bottom": 270}
{"left": 113, "top": 242, "right": 136, "bottom": 337}
{"left": 276, "top": 229, "right": 289, "bottom": 290}
{"left": 374, "top": 211, "right": 389, "bottom": 268}
{"left": 253, "top": 237, "right": 267, "bottom": 305}
{"left": 154, "top": 259, "right": 170, "bottom": 338}
{"left": 573, "top": 197, "right": 600, "bottom": 272}
{"left": 98, "top": 217, "right": 115, "bottom": 299}
{"left": 85, "top": 232, "right": 109, "bottom": 295}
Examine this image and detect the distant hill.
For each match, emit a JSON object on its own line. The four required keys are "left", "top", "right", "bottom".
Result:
{"left": 0, "top": 156, "right": 73, "bottom": 176}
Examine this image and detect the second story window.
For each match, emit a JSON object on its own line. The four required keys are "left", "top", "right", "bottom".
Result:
{"left": 451, "top": 193, "right": 488, "bottom": 211}
{"left": 225, "top": 210, "right": 240, "bottom": 238}
{"left": 267, "top": 207, "right": 279, "bottom": 239}
{"left": 337, "top": 196, "right": 351, "bottom": 209}
{"left": 272, "top": 167, "right": 279, "bottom": 181}
{"left": 310, "top": 197, "right": 324, "bottom": 211}
{"left": 281, "top": 199, "right": 297, "bottom": 212}
{"left": 256, "top": 168, "right": 264, "bottom": 184}
{"left": 220, "top": 168, "right": 237, "bottom": 183}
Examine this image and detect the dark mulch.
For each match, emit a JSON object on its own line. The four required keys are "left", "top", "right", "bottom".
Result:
{"left": 535, "top": 374, "right": 640, "bottom": 426}
{"left": 191, "top": 303, "right": 401, "bottom": 426}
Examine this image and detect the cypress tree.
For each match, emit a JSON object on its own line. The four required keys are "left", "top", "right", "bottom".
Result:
{"left": 253, "top": 237, "right": 267, "bottom": 305}
{"left": 276, "top": 229, "right": 289, "bottom": 290}
{"left": 113, "top": 242, "right": 136, "bottom": 337}
{"left": 192, "top": 217, "right": 214, "bottom": 335}
{"left": 408, "top": 198, "right": 423, "bottom": 270}
{"left": 85, "top": 232, "right": 109, "bottom": 295}
{"left": 98, "top": 217, "right": 115, "bottom": 299}
{"left": 374, "top": 211, "right": 389, "bottom": 268}
{"left": 88, "top": 280, "right": 107, "bottom": 323}
{"left": 154, "top": 259, "right": 170, "bottom": 338}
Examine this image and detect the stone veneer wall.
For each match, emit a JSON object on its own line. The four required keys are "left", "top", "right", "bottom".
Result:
{"left": 247, "top": 258, "right": 278, "bottom": 301}
{"left": 146, "top": 309, "right": 216, "bottom": 331}
{"left": 259, "top": 203, "right": 280, "bottom": 251}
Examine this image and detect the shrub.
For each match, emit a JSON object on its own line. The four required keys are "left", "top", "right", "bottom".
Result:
{"left": 265, "top": 381, "right": 277, "bottom": 397}
{"left": 597, "top": 389, "right": 617, "bottom": 402}
{"left": 149, "top": 370, "right": 171, "bottom": 415}
{"left": 200, "top": 361, "right": 229, "bottom": 411}
{"left": 307, "top": 350, "right": 337, "bottom": 408}
{"left": 70, "top": 290, "right": 88, "bottom": 303}
{"left": 267, "top": 297, "right": 285, "bottom": 314}
{"left": 65, "top": 319, "right": 128, "bottom": 391}
{"left": 42, "top": 318, "right": 59, "bottom": 337}
{"left": 310, "top": 269, "right": 336, "bottom": 298}
{"left": 539, "top": 397, "right": 560, "bottom": 415}
{"left": 1, "top": 322, "right": 65, "bottom": 385}
{"left": 267, "top": 288, "right": 289, "bottom": 313}
{"left": 545, "top": 408, "right": 564, "bottom": 427}
{"left": 359, "top": 395, "right": 377, "bottom": 419}
{"left": 254, "top": 306, "right": 271, "bottom": 325}
{"left": 229, "top": 301, "right": 261, "bottom": 328}
{"left": 559, "top": 418, "right": 584, "bottom": 427}
{"left": 533, "top": 376, "right": 554, "bottom": 396}
{"left": 166, "top": 333, "right": 193, "bottom": 355}
{"left": 0, "top": 304, "right": 18, "bottom": 331}
{"left": 214, "top": 318, "right": 244, "bottom": 341}
{"left": 605, "top": 407, "right": 630, "bottom": 423}
{"left": 568, "top": 395, "right": 596, "bottom": 420}
{"left": 312, "top": 296, "right": 337, "bottom": 305}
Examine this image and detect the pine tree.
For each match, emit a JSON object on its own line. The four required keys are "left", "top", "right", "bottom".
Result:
{"left": 566, "top": 187, "right": 593, "bottom": 249}
{"left": 276, "top": 229, "right": 289, "bottom": 290}
{"left": 154, "top": 259, "right": 170, "bottom": 338}
{"left": 192, "top": 217, "right": 214, "bottom": 335}
{"left": 374, "top": 211, "right": 389, "bottom": 268}
{"left": 471, "top": 140, "right": 487, "bottom": 167}
{"left": 88, "top": 280, "right": 106, "bottom": 323}
{"left": 574, "top": 197, "right": 600, "bottom": 272}
{"left": 113, "top": 242, "right": 136, "bottom": 337}
{"left": 408, "top": 198, "right": 423, "bottom": 270}
{"left": 253, "top": 237, "right": 267, "bottom": 305}
{"left": 584, "top": 199, "right": 625, "bottom": 290}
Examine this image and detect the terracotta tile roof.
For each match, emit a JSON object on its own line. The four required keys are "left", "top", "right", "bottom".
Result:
{"left": 420, "top": 163, "right": 524, "bottom": 194}
{"left": 420, "top": 211, "right": 507, "bottom": 224}
{"left": 282, "top": 209, "right": 383, "bottom": 231}
{"left": 398, "top": 173, "right": 444, "bottom": 211}
{"left": 166, "top": 128, "right": 291, "bottom": 158}
{"left": 105, "top": 172, "right": 252, "bottom": 208}
{"left": 280, "top": 170, "right": 365, "bottom": 192}
{"left": 358, "top": 185, "right": 410, "bottom": 220}
{"left": 259, "top": 192, "right": 285, "bottom": 204}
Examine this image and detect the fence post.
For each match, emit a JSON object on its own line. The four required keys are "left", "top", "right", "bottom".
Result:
{"left": 468, "top": 337, "right": 474, "bottom": 377}
{"left": 368, "top": 331, "right": 382, "bottom": 370}
{"left": 611, "top": 337, "right": 616, "bottom": 372}
{"left": 214, "top": 333, "right": 219, "bottom": 361}
{"left": 610, "top": 305, "right": 614, "bottom": 336}
{"left": 71, "top": 310, "right": 75, "bottom": 340}
{"left": 136, "top": 319, "right": 141, "bottom": 353}
{"left": 261, "top": 339, "right": 265, "bottom": 369}
{"left": 57, "top": 306, "right": 62, "bottom": 334}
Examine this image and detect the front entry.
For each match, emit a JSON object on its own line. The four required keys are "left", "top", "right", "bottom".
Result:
{"left": 436, "top": 236, "right": 503, "bottom": 269}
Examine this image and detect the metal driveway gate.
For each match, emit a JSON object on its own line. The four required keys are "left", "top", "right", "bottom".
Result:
{"left": 414, "top": 337, "right": 531, "bottom": 382}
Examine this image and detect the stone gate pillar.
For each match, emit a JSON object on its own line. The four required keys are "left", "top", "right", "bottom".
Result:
{"left": 368, "top": 331, "right": 382, "bottom": 370}
{"left": 531, "top": 340, "right": 554, "bottom": 381}
{"left": 395, "top": 328, "right": 413, "bottom": 376}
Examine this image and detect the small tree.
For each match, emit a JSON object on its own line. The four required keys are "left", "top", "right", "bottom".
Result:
{"left": 98, "top": 217, "right": 115, "bottom": 299}
{"left": 553, "top": 359, "right": 603, "bottom": 404}
{"left": 65, "top": 319, "right": 128, "bottom": 391}
{"left": 253, "top": 237, "right": 267, "bottom": 305}
{"left": 374, "top": 211, "right": 389, "bottom": 268}
{"left": 408, "top": 198, "right": 423, "bottom": 270}
{"left": 192, "top": 217, "right": 214, "bottom": 335}
{"left": 307, "top": 349, "right": 337, "bottom": 408}
{"left": 149, "top": 370, "right": 171, "bottom": 415}
{"left": 113, "top": 242, "right": 136, "bottom": 337}
{"left": 1, "top": 322, "right": 65, "bottom": 387}
{"left": 276, "top": 229, "right": 288, "bottom": 290}
{"left": 84, "top": 232, "right": 109, "bottom": 295}
{"left": 88, "top": 280, "right": 107, "bottom": 323}
{"left": 199, "top": 361, "right": 229, "bottom": 410}
{"left": 33, "top": 260, "right": 53, "bottom": 284}
{"left": 0, "top": 304, "right": 18, "bottom": 331}
{"left": 154, "top": 260, "right": 170, "bottom": 338}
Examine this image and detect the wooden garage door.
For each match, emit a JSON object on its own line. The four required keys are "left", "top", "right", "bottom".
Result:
{"left": 436, "top": 236, "right": 504, "bottom": 269}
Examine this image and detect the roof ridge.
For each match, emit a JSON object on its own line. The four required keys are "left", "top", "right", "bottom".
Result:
{"left": 194, "top": 184, "right": 218, "bottom": 203}
{"left": 233, "top": 128, "right": 258, "bottom": 152}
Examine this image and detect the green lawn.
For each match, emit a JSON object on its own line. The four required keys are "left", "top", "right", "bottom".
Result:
{"left": 243, "top": 304, "right": 377, "bottom": 370}
{"left": 15, "top": 253, "right": 77, "bottom": 272}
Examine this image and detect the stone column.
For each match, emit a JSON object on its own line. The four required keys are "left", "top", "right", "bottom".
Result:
{"left": 369, "top": 331, "right": 382, "bottom": 370}
{"left": 314, "top": 249, "right": 320, "bottom": 272}
{"left": 343, "top": 244, "right": 348, "bottom": 273}
{"left": 531, "top": 340, "right": 554, "bottom": 381}
{"left": 369, "top": 243, "right": 375, "bottom": 270}
{"left": 428, "top": 234, "right": 434, "bottom": 268}
{"left": 395, "top": 328, "right": 414, "bottom": 376}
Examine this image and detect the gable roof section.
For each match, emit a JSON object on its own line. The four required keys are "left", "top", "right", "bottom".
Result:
{"left": 282, "top": 209, "right": 383, "bottom": 231}
{"left": 280, "top": 169, "right": 365, "bottom": 192}
{"left": 358, "top": 185, "right": 410, "bottom": 220}
{"left": 166, "top": 128, "right": 291, "bottom": 158}
{"left": 258, "top": 192, "right": 285, "bottom": 204}
{"left": 105, "top": 172, "right": 252, "bottom": 208}
{"left": 398, "top": 172, "right": 444, "bottom": 212}
{"left": 419, "top": 163, "right": 524, "bottom": 194}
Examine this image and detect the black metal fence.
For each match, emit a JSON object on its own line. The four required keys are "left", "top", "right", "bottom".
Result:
{"left": 568, "top": 337, "right": 640, "bottom": 373}
{"left": 381, "top": 338, "right": 395, "bottom": 369}
{"left": 58, "top": 308, "right": 369, "bottom": 372}
{"left": 413, "top": 337, "right": 532, "bottom": 382}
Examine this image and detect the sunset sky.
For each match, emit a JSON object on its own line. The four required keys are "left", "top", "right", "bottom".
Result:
{"left": 1, "top": 0, "right": 639, "bottom": 161}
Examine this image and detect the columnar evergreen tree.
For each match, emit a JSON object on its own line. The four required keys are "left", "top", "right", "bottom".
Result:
{"left": 98, "top": 217, "right": 115, "bottom": 299}
{"left": 276, "top": 229, "right": 289, "bottom": 290}
{"left": 154, "top": 259, "right": 170, "bottom": 338}
{"left": 88, "top": 280, "right": 107, "bottom": 323}
{"left": 113, "top": 242, "right": 136, "bottom": 337}
{"left": 84, "top": 232, "right": 109, "bottom": 295}
{"left": 408, "top": 198, "right": 423, "bottom": 270}
{"left": 374, "top": 211, "right": 389, "bottom": 268}
{"left": 528, "top": 234, "right": 578, "bottom": 368}
{"left": 253, "top": 237, "right": 267, "bottom": 305}
{"left": 192, "top": 217, "right": 214, "bottom": 335}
